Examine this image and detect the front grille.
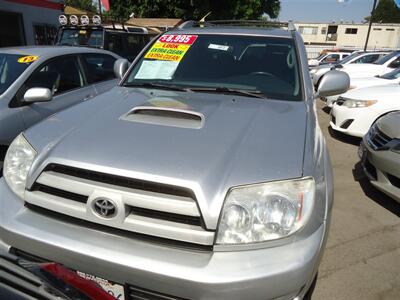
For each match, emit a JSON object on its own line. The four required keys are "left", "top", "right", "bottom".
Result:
{"left": 367, "top": 124, "right": 393, "bottom": 150}
{"left": 25, "top": 164, "right": 214, "bottom": 246}
{"left": 127, "top": 285, "right": 188, "bottom": 300}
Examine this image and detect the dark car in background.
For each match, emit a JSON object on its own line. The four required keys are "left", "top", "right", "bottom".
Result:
{"left": 55, "top": 14, "right": 154, "bottom": 61}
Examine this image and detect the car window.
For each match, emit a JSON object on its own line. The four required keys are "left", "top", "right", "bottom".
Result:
{"left": 105, "top": 33, "right": 124, "bottom": 54}
{"left": 126, "top": 34, "right": 303, "bottom": 101}
{"left": 321, "top": 54, "right": 340, "bottom": 63}
{"left": 339, "top": 52, "right": 362, "bottom": 64}
{"left": 125, "top": 34, "right": 150, "bottom": 61}
{"left": 388, "top": 57, "right": 400, "bottom": 69}
{"left": 373, "top": 51, "right": 400, "bottom": 65}
{"left": 380, "top": 68, "right": 400, "bottom": 79}
{"left": 353, "top": 54, "right": 380, "bottom": 64}
{"left": 0, "top": 54, "right": 33, "bottom": 95}
{"left": 82, "top": 53, "right": 116, "bottom": 83}
{"left": 58, "top": 29, "right": 104, "bottom": 48}
{"left": 24, "top": 56, "right": 84, "bottom": 96}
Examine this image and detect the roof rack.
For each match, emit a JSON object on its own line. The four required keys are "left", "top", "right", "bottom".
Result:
{"left": 178, "top": 19, "right": 296, "bottom": 31}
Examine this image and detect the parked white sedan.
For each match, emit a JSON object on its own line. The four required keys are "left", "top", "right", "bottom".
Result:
{"left": 324, "top": 68, "right": 400, "bottom": 107}
{"left": 339, "top": 50, "right": 400, "bottom": 79}
{"left": 330, "top": 84, "right": 400, "bottom": 137}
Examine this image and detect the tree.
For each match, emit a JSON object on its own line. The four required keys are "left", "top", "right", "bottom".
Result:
{"left": 264, "top": 0, "right": 281, "bottom": 19}
{"left": 65, "top": 0, "right": 97, "bottom": 13}
{"left": 107, "top": 0, "right": 281, "bottom": 22}
{"left": 370, "top": 0, "right": 400, "bottom": 23}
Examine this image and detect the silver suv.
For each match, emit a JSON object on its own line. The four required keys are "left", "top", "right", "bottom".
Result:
{"left": 0, "top": 21, "right": 349, "bottom": 300}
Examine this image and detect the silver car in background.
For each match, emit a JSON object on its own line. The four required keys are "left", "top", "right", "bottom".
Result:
{"left": 0, "top": 22, "right": 349, "bottom": 300}
{"left": 0, "top": 46, "right": 120, "bottom": 163}
{"left": 359, "top": 111, "right": 400, "bottom": 202}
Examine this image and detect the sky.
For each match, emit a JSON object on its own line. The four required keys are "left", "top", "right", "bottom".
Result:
{"left": 278, "top": 0, "right": 375, "bottom": 23}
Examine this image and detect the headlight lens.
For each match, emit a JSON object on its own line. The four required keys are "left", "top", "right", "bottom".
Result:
{"left": 3, "top": 134, "right": 36, "bottom": 198}
{"left": 343, "top": 99, "right": 377, "bottom": 108}
{"left": 216, "top": 177, "right": 315, "bottom": 245}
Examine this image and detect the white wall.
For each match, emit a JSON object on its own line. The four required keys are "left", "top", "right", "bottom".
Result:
{"left": 295, "top": 22, "right": 400, "bottom": 50}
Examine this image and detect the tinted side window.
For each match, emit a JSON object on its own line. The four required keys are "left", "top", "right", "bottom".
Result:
{"left": 25, "top": 56, "right": 84, "bottom": 95}
{"left": 322, "top": 54, "right": 340, "bottom": 63}
{"left": 106, "top": 33, "right": 123, "bottom": 54}
{"left": 388, "top": 57, "right": 400, "bottom": 69}
{"left": 82, "top": 53, "right": 116, "bottom": 83}
{"left": 353, "top": 54, "right": 379, "bottom": 64}
{"left": 125, "top": 35, "right": 150, "bottom": 61}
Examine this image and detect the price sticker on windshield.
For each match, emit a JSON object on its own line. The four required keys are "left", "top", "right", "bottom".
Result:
{"left": 18, "top": 55, "right": 39, "bottom": 64}
{"left": 144, "top": 34, "right": 198, "bottom": 62}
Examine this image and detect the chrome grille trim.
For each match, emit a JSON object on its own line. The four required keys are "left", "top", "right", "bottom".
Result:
{"left": 36, "top": 171, "right": 200, "bottom": 216}
{"left": 26, "top": 166, "right": 214, "bottom": 246}
{"left": 367, "top": 124, "right": 393, "bottom": 150}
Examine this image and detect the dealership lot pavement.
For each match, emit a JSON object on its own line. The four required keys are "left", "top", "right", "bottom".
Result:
{"left": 313, "top": 100, "right": 400, "bottom": 300}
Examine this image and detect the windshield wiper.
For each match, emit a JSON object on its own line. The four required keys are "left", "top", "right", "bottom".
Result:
{"left": 123, "top": 82, "right": 190, "bottom": 92}
{"left": 189, "top": 86, "right": 267, "bottom": 99}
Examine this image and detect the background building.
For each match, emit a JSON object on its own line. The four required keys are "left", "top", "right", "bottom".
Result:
{"left": 0, "top": 0, "right": 63, "bottom": 47}
{"left": 295, "top": 22, "right": 400, "bottom": 58}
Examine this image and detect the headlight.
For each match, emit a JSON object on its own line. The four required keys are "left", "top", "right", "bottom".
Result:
{"left": 3, "top": 134, "right": 37, "bottom": 198}
{"left": 343, "top": 99, "right": 377, "bottom": 108}
{"left": 309, "top": 68, "right": 317, "bottom": 75}
{"left": 216, "top": 177, "right": 315, "bottom": 245}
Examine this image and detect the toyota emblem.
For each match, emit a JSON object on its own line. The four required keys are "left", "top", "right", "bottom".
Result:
{"left": 93, "top": 198, "right": 117, "bottom": 218}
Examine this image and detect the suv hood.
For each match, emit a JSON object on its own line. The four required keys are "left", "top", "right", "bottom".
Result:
{"left": 26, "top": 87, "right": 307, "bottom": 227}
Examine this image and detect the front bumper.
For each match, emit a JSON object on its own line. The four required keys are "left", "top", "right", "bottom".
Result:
{"left": 0, "top": 179, "right": 326, "bottom": 300}
{"left": 360, "top": 140, "right": 400, "bottom": 202}
{"left": 330, "top": 105, "right": 377, "bottom": 137}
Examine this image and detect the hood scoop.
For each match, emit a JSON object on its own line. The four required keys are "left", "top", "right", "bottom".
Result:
{"left": 120, "top": 106, "right": 204, "bottom": 129}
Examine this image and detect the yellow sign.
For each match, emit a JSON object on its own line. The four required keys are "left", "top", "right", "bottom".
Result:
{"left": 144, "top": 34, "right": 198, "bottom": 62}
{"left": 18, "top": 55, "right": 39, "bottom": 64}
{"left": 144, "top": 42, "right": 191, "bottom": 62}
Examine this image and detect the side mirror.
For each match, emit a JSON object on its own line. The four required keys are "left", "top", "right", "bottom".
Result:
{"left": 23, "top": 87, "right": 52, "bottom": 103}
{"left": 114, "top": 59, "right": 130, "bottom": 79}
{"left": 317, "top": 70, "right": 350, "bottom": 97}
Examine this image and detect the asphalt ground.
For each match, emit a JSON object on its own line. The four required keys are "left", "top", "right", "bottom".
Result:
{"left": 313, "top": 100, "right": 400, "bottom": 300}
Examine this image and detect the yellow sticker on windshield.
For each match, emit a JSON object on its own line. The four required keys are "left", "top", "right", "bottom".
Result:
{"left": 144, "top": 34, "right": 198, "bottom": 62}
{"left": 18, "top": 55, "right": 38, "bottom": 63}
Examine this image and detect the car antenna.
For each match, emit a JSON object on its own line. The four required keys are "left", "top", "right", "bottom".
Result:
{"left": 199, "top": 12, "right": 212, "bottom": 27}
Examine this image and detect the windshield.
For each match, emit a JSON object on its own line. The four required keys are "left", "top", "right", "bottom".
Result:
{"left": 125, "top": 34, "right": 303, "bottom": 101}
{"left": 379, "top": 68, "right": 400, "bottom": 80}
{"left": 338, "top": 52, "right": 361, "bottom": 64}
{"left": 58, "top": 29, "right": 104, "bottom": 47}
{"left": 0, "top": 54, "right": 33, "bottom": 95}
{"left": 316, "top": 53, "right": 327, "bottom": 60}
{"left": 373, "top": 51, "right": 399, "bottom": 65}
